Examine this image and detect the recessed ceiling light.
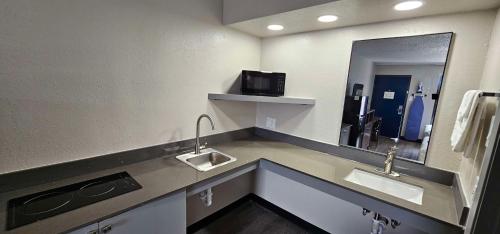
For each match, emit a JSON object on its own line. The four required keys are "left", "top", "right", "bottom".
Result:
{"left": 394, "top": 1, "right": 423, "bottom": 11}
{"left": 318, "top": 15, "right": 338, "bottom": 23}
{"left": 267, "top": 24, "right": 284, "bottom": 31}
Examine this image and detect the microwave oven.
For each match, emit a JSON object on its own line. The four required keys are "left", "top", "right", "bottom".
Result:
{"left": 241, "top": 70, "right": 285, "bottom": 96}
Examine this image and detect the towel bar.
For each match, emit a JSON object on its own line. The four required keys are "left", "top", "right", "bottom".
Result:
{"left": 479, "top": 92, "right": 500, "bottom": 98}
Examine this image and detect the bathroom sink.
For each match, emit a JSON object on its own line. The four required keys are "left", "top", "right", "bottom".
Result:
{"left": 176, "top": 148, "right": 236, "bottom": 172}
{"left": 344, "top": 169, "right": 424, "bottom": 205}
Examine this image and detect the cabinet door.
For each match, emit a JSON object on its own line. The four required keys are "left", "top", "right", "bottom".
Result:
{"left": 256, "top": 169, "right": 372, "bottom": 233}
{"left": 255, "top": 169, "right": 425, "bottom": 234}
{"left": 98, "top": 190, "right": 186, "bottom": 234}
{"left": 67, "top": 223, "right": 99, "bottom": 234}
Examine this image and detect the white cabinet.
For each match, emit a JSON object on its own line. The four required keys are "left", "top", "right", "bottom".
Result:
{"left": 255, "top": 168, "right": 426, "bottom": 234}
{"left": 68, "top": 190, "right": 186, "bottom": 234}
{"left": 255, "top": 168, "right": 372, "bottom": 233}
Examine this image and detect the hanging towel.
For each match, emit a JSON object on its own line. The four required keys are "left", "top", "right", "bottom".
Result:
{"left": 463, "top": 101, "right": 486, "bottom": 158}
{"left": 451, "top": 90, "right": 482, "bottom": 152}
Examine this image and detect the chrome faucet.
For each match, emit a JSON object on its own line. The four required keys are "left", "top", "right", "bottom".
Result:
{"left": 377, "top": 138, "right": 400, "bottom": 177}
{"left": 384, "top": 146, "right": 398, "bottom": 176}
{"left": 195, "top": 114, "right": 215, "bottom": 154}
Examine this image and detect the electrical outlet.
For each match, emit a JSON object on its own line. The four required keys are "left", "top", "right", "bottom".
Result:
{"left": 265, "top": 117, "right": 276, "bottom": 130}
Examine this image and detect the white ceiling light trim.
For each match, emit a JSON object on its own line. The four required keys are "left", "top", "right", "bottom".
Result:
{"left": 394, "top": 1, "right": 424, "bottom": 11}
{"left": 267, "top": 24, "right": 284, "bottom": 31}
{"left": 317, "top": 15, "right": 338, "bottom": 23}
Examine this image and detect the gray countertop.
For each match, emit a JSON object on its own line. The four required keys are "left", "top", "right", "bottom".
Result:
{"left": 0, "top": 139, "right": 459, "bottom": 233}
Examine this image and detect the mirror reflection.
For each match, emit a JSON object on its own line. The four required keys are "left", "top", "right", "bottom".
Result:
{"left": 340, "top": 33, "right": 453, "bottom": 163}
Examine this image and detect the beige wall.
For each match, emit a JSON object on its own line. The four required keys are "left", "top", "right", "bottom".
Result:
{"left": 0, "top": 0, "right": 261, "bottom": 174}
{"left": 459, "top": 8, "right": 500, "bottom": 204}
{"left": 257, "top": 11, "right": 497, "bottom": 172}
{"left": 348, "top": 56, "right": 375, "bottom": 97}
{"left": 480, "top": 8, "right": 500, "bottom": 90}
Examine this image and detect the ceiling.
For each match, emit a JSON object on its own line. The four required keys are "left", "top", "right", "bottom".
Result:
{"left": 227, "top": 0, "right": 500, "bottom": 37}
{"left": 222, "top": 0, "right": 336, "bottom": 24}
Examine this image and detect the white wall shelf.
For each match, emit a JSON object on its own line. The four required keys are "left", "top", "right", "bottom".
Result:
{"left": 208, "top": 93, "right": 315, "bottom": 105}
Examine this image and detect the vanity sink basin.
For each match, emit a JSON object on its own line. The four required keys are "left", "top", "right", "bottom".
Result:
{"left": 176, "top": 148, "right": 236, "bottom": 172}
{"left": 344, "top": 169, "right": 423, "bottom": 205}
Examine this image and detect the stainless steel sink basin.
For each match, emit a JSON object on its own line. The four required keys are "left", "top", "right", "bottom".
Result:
{"left": 176, "top": 148, "right": 236, "bottom": 171}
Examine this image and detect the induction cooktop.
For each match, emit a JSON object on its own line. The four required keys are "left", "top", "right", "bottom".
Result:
{"left": 6, "top": 172, "right": 142, "bottom": 230}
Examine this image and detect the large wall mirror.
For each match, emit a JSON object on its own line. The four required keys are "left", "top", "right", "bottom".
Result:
{"left": 340, "top": 33, "right": 453, "bottom": 164}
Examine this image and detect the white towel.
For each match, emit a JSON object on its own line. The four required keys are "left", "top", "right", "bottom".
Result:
{"left": 451, "top": 90, "right": 482, "bottom": 152}
{"left": 463, "top": 101, "right": 486, "bottom": 158}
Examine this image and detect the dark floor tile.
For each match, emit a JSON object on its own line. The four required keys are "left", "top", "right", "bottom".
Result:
{"left": 193, "top": 200, "right": 319, "bottom": 234}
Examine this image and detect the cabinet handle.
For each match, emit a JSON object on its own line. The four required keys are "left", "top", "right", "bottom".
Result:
{"left": 88, "top": 230, "right": 98, "bottom": 234}
{"left": 101, "top": 224, "right": 112, "bottom": 233}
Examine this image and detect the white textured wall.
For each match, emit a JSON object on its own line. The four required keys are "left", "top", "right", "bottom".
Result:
{"left": 0, "top": 0, "right": 260, "bottom": 174}
{"left": 480, "top": 8, "right": 500, "bottom": 91}
{"left": 347, "top": 56, "right": 374, "bottom": 97}
{"left": 257, "top": 11, "right": 496, "bottom": 172}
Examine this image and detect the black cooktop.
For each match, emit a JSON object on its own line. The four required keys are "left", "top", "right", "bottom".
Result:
{"left": 6, "top": 172, "right": 142, "bottom": 230}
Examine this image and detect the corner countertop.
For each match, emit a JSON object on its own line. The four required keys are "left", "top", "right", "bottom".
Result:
{"left": 0, "top": 139, "right": 459, "bottom": 233}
